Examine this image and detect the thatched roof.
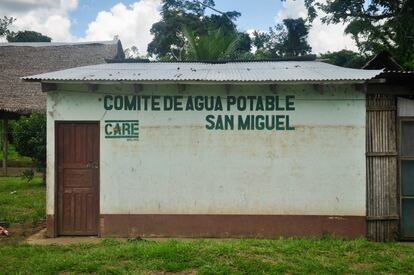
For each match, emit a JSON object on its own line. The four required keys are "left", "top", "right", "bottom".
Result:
{"left": 0, "top": 39, "right": 124, "bottom": 116}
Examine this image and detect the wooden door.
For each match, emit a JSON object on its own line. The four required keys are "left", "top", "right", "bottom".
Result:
{"left": 56, "top": 122, "right": 99, "bottom": 236}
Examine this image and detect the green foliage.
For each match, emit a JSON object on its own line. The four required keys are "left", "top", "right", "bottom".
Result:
{"left": 182, "top": 26, "right": 242, "bottom": 61}
{"left": 252, "top": 18, "right": 312, "bottom": 58}
{"left": 12, "top": 113, "right": 46, "bottom": 171}
{"left": 0, "top": 177, "right": 45, "bottom": 223}
{"left": 0, "top": 144, "right": 33, "bottom": 167}
{"left": 279, "top": 18, "right": 312, "bottom": 56}
{"left": 0, "top": 16, "right": 15, "bottom": 37}
{"left": 7, "top": 30, "right": 52, "bottom": 42}
{"left": 2, "top": 238, "right": 414, "bottom": 273}
{"left": 21, "top": 169, "right": 35, "bottom": 183}
{"left": 305, "top": 0, "right": 414, "bottom": 69}
{"left": 124, "top": 45, "right": 149, "bottom": 60}
{"left": 124, "top": 46, "right": 140, "bottom": 58}
{"left": 148, "top": 0, "right": 246, "bottom": 60}
{"left": 320, "top": 50, "right": 370, "bottom": 68}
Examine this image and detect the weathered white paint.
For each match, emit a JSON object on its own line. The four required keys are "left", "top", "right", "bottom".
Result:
{"left": 46, "top": 84, "right": 366, "bottom": 216}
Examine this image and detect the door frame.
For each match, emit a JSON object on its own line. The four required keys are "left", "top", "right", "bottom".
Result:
{"left": 398, "top": 117, "right": 414, "bottom": 240}
{"left": 54, "top": 121, "right": 100, "bottom": 237}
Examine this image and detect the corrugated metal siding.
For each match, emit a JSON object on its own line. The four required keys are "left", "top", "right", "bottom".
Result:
{"left": 366, "top": 94, "right": 399, "bottom": 241}
{"left": 22, "top": 61, "right": 383, "bottom": 82}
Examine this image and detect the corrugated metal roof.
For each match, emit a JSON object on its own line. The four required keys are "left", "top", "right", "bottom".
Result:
{"left": 22, "top": 61, "right": 383, "bottom": 83}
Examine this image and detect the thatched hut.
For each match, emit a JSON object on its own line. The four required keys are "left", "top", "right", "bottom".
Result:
{"left": 0, "top": 39, "right": 124, "bottom": 174}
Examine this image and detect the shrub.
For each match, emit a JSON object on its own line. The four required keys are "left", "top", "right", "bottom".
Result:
{"left": 21, "top": 169, "right": 34, "bottom": 183}
{"left": 12, "top": 113, "right": 46, "bottom": 173}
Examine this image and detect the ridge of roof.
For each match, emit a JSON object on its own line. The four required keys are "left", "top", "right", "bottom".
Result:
{"left": 0, "top": 39, "right": 118, "bottom": 47}
{"left": 106, "top": 55, "right": 318, "bottom": 64}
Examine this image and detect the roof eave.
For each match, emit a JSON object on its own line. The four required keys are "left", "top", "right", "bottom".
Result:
{"left": 24, "top": 79, "right": 377, "bottom": 86}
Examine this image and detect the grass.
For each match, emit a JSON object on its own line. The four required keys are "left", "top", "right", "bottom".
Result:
{"left": 0, "top": 176, "right": 45, "bottom": 223}
{"left": 1, "top": 177, "right": 414, "bottom": 274}
{"left": 0, "top": 143, "right": 33, "bottom": 167}
{"left": 1, "top": 238, "right": 414, "bottom": 274}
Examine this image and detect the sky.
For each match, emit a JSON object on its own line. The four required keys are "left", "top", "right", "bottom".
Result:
{"left": 0, "top": 0, "right": 357, "bottom": 54}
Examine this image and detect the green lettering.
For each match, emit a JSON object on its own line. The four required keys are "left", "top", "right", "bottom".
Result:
{"left": 286, "top": 95, "right": 295, "bottom": 111}
{"left": 114, "top": 96, "right": 123, "bottom": 110}
{"left": 204, "top": 96, "right": 214, "bottom": 111}
{"left": 186, "top": 96, "right": 194, "bottom": 111}
{"left": 265, "top": 96, "right": 275, "bottom": 111}
{"left": 225, "top": 115, "right": 234, "bottom": 130}
{"left": 275, "top": 96, "right": 285, "bottom": 111}
{"left": 164, "top": 96, "right": 173, "bottom": 111}
{"left": 113, "top": 123, "right": 121, "bottom": 135}
{"left": 104, "top": 95, "right": 113, "bottom": 110}
{"left": 215, "top": 115, "right": 224, "bottom": 130}
{"left": 105, "top": 123, "right": 113, "bottom": 135}
{"left": 237, "top": 96, "right": 246, "bottom": 111}
{"left": 286, "top": 115, "right": 295, "bottom": 130}
{"left": 142, "top": 95, "right": 150, "bottom": 110}
{"left": 275, "top": 115, "right": 285, "bottom": 130}
{"left": 227, "top": 96, "right": 236, "bottom": 111}
{"left": 256, "top": 96, "right": 264, "bottom": 111}
{"left": 266, "top": 116, "right": 275, "bottom": 130}
{"left": 123, "top": 123, "right": 131, "bottom": 135}
{"left": 131, "top": 122, "right": 139, "bottom": 135}
{"left": 152, "top": 96, "right": 161, "bottom": 111}
{"left": 195, "top": 96, "right": 204, "bottom": 111}
{"left": 214, "top": 96, "right": 223, "bottom": 111}
{"left": 256, "top": 115, "right": 265, "bottom": 130}
{"left": 124, "top": 96, "right": 136, "bottom": 110}
{"left": 238, "top": 115, "right": 250, "bottom": 130}
{"left": 247, "top": 96, "right": 256, "bottom": 111}
{"left": 174, "top": 96, "right": 183, "bottom": 111}
{"left": 205, "top": 115, "right": 215, "bottom": 130}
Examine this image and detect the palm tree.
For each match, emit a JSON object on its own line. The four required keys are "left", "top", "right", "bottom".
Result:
{"left": 182, "top": 26, "right": 241, "bottom": 61}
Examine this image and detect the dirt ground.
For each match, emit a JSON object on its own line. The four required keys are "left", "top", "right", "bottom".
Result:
{"left": 0, "top": 219, "right": 45, "bottom": 244}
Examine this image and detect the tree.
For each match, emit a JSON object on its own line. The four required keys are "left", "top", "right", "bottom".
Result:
{"left": 7, "top": 30, "right": 52, "bottom": 42}
{"left": 0, "top": 16, "right": 15, "bottom": 38}
{"left": 124, "top": 45, "right": 150, "bottom": 60}
{"left": 304, "top": 0, "right": 414, "bottom": 69}
{"left": 279, "top": 18, "right": 312, "bottom": 56}
{"left": 12, "top": 113, "right": 46, "bottom": 174}
{"left": 182, "top": 26, "right": 241, "bottom": 61}
{"left": 252, "top": 18, "right": 312, "bottom": 58}
{"left": 148, "top": 0, "right": 246, "bottom": 60}
{"left": 319, "top": 50, "right": 370, "bottom": 68}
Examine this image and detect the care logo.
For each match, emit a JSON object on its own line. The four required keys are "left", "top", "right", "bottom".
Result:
{"left": 104, "top": 120, "right": 139, "bottom": 140}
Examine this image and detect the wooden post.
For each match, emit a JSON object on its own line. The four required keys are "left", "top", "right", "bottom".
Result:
{"left": 2, "top": 119, "right": 8, "bottom": 176}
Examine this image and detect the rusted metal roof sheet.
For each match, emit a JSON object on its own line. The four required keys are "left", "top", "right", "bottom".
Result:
{"left": 22, "top": 61, "right": 383, "bottom": 83}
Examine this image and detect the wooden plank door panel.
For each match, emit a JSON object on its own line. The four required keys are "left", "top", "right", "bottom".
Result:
{"left": 57, "top": 122, "right": 99, "bottom": 236}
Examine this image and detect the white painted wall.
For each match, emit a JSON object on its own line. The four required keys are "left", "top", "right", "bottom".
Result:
{"left": 46, "top": 84, "right": 366, "bottom": 216}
